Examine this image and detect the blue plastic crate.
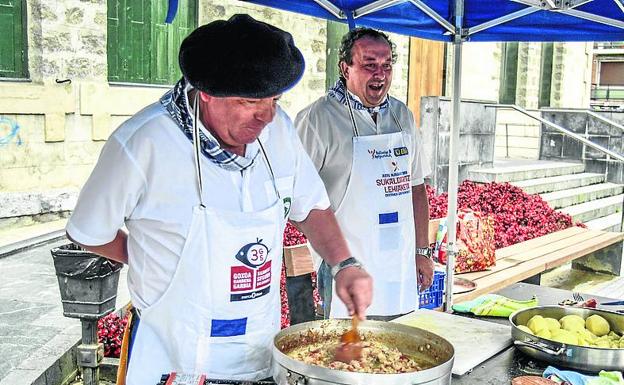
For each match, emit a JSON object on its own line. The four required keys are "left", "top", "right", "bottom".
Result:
{"left": 419, "top": 270, "right": 445, "bottom": 309}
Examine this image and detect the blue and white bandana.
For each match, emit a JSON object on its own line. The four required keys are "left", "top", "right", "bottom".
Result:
{"left": 327, "top": 79, "right": 389, "bottom": 115}
{"left": 160, "top": 78, "right": 258, "bottom": 172}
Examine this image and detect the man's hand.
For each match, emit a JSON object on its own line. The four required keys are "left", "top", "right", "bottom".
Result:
{"left": 416, "top": 254, "right": 434, "bottom": 292}
{"left": 334, "top": 266, "right": 373, "bottom": 320}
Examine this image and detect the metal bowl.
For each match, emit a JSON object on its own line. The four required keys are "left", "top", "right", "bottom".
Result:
{"left": 272, "top": 319, "right": 454, "bottom": 385}
{"left": 510, "top": 306, "right": 624, "bottom": 372}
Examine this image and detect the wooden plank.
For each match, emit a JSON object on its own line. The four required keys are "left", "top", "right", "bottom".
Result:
{"left": 407, "top": 37, "right": 444, "bottom": 127}
{"left": 543, "top": 232, "right": 624, "bottom": 270}
{"left": 495, "top": 226, "right": 585, "bottom": 260}
{"left": 456, "top": 229, "right": 599, "bottom": 281}
{"left": 454, "top": 232, "right": 623, "bottom": 303}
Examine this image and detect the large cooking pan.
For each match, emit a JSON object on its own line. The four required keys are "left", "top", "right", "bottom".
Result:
{"left": 510, "top": 306, "right": 624, "bottom": 372}
{"left": 272, "top": 319, "right": 454, "bottom": 385}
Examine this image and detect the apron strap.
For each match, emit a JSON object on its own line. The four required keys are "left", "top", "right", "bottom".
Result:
{"left": 257, "top": 139, "right": 281, "bottom": 200}
{"left": 343, "top": 81, "right": 360, "bottom": 137}
{"left": 388, "top": 99, "right": 405, "bottom": 133}
{"left": 192, "top": 92, "right": 280, "bottom": 204}
{"left": 192, "top": 94, "right": 206, "bottom": 208}
{"left": 345, "top": 90, "right": 405, "bottom": 137}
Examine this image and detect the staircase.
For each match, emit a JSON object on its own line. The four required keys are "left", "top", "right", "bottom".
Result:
{"left": 468, "top": 160, "right": 624, "bottom": 232}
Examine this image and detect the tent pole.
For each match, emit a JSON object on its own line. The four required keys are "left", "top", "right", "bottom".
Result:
{"left": 444, "top": 0, "right": 463, "bottom": 313}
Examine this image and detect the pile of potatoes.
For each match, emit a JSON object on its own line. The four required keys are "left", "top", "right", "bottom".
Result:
{"left": 517, "top": 313, "right": 624, "bottom": 349}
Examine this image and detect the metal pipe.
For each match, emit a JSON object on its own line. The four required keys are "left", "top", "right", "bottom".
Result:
{"left": 537, "top": 108, "right": 624, "bottom": 132}
{"left": 485, "top": 104, "right": 624, "bottom": 162}
{"left": 506, "top": 124, "right": 510, "bottom": 158}
{"left": 444, "top": 0, "right": 464, "bottom": 313}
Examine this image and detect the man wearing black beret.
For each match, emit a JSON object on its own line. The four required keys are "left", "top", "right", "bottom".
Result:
{"left": 66, "top": 14, "right": 372, "bottom": 383}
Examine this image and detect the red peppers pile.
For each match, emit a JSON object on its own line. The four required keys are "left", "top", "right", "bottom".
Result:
{"left": 97, "top": 312, "right": 128, "bottom": 358}
{"left": 427, "top": 181, "right": 581, "bottom": 249}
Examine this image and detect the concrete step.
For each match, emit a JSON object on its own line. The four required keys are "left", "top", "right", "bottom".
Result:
{"left": 585, "top": 213, "right": 623, "bottom": 232}
{"left": 559, "top": 194, "right": 624, "bottom": 223}
{"left": 469, "top": 161, "right": 585, "bottom": 183}
{"left": 511, "top": 173, "right": 605, "bottom": 194}
{"left": 541, "top": 183, "right": 624, "bottom": 209}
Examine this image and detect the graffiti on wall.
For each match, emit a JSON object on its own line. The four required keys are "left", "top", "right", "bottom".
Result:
{"left": 0, "top": 117, "right": 23, "bottom": 146}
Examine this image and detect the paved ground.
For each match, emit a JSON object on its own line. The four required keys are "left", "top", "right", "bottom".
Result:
{"left": 0, "top": 225, "right": 129, "bottom": 385}
{"left": 0, "top": 221, "right": 622, "bottom": 385}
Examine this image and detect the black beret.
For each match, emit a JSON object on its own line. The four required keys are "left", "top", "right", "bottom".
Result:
{"left": 179, "top": 14, "right": 305, "bottom": 98}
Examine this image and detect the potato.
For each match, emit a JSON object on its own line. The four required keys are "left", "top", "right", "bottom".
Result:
{"left": 551, "top": 329, "right": 579, "bottom": 345}
{"left": 544, "top": 317, "right": 561, "bottom": 332}
{"left": 517, "top": 325, "right": 534, "bottom": 335}
{"left": 586, "top": 314, "right": 610, "bottom": 337}
{"left": 560, "top": 315, "right": 585, "bottom": 333}
{"left": 527, "top": 315, "right": 548, "bottom": 334}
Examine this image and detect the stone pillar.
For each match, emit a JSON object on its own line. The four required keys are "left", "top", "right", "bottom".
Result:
{"left": 551, "top": 42, "right": 593, "bottom": 108}
{"left": 515, "top": 42, "right": 542, "bottom": 109}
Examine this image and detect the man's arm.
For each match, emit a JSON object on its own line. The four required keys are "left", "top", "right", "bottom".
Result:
{"left": 66, "top": 230, "right": 129, "bottom": 264}
{"left": 412, "top": 184, "right": 434, "bottom": 291}
{"left": 292, "top": 208, "right": 372, "bottom": 319}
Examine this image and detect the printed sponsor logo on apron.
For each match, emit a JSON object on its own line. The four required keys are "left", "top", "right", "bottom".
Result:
{"left": 393, "top": 146, "right": 409, "bottom": 156}
{"left": 368, "top": 148, "right": 392, "bottom": 159}
{"left": 375, "top": 161, "right": 411, "bottom": 197}
{"left": 282, "top": 197, "right": 292, "bottom": 218}
{"left": 230, "top": 239, "right": 272, "bottom": 301}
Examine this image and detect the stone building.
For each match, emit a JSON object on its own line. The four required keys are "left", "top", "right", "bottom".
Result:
{"left": 0, "top": 0, "right": 598, "bottom": 227}
{"left": 0, "top": 0, "right": 409, "bottom": 228}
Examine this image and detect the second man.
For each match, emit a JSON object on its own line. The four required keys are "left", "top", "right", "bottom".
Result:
{"left": 296, "top": 27, "right": 433, "bottom": 320}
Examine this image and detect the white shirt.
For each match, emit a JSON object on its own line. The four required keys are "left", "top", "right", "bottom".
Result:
{"left": 67, "top": 101, "right": 329, "bottom": 310}
{"left": 295, "top": 93, "right": 431, "bottom": 211}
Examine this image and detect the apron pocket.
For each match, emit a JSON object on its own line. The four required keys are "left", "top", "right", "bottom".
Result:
{"left": 374, "top": 221, "right": 406, "bottom": 281}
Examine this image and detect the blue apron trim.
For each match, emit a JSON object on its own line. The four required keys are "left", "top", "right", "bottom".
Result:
{"left": 379, "top": 212, "right": 399, "bottom": 224}
{"left": 210, "top": 318, "right": 248, "bottom": 337}
{"left": 128, "top": 311, "right": 140, "bottom": 362}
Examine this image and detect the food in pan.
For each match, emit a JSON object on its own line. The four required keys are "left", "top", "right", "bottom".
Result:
{"left": 519, "top": 313, "right": 624, "bottom": 348}
{"left": 285, "top": 333, "right": 424, "bottom": 373}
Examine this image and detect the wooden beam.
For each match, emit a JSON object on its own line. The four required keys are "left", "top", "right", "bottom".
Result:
{"left": 407, "top": 37, "right": 444, "bottom": 128}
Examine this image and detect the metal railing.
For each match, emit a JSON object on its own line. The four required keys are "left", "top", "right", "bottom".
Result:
{"left": 486, "top": 103, "right": 624, "bottom": 233}
{"left": 591, "top": 85, "right": 624, "bottom": 100}
{"left": 486, "top": 104, "right": 624, "bottom": 163}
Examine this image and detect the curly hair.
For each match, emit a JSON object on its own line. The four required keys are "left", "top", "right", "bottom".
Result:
{"left": 338, "top": 27, "right": 397, "bottom": 81}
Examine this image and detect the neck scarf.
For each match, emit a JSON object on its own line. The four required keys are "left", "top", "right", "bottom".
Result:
{"left": 160, "top": 78, "right": 258, "bottom": 172}
{"left": 327, "top": 79, "right": 389, "bottom": 115}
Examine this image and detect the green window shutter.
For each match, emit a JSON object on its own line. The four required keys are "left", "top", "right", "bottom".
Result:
{"left": 108, "top": 0, "right": 196, "bottom": 85}
{"left": 0, "top": 0, "right": 27, "bottom": 78}
{"left": 152, "top": 0, "right": 196, "bottom": 85}
{"left": 538, "top": 43, "right": 554, "bottom": 108}
{"left": 499, "top": 42, "right": 519, "bottom": 105}
{"left": 107, "top": 0, "right": 121, "bottom": 82}
{"left": 325, "top": 21, "right": 349, "bottom": 91}
{"left": 107, "top": 0, "right": 151, "bottom": 84}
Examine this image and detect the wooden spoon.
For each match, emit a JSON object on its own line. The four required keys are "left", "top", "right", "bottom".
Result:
{"left": 334, "top": 315, "right": 363, "bottom": 363}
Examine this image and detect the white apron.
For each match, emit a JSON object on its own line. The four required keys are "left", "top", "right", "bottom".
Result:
{"left": 330, "top": 101, "right": 417, "bottom": 318}
{"left": 126, "top": 98, "right": 285, "bottom": 385}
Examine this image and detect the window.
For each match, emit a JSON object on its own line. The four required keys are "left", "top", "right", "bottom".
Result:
{"left": 107, "top": 0, "right": 197, "bottom": 85}
{"left": 499, "top": 42, "right": 519, "bottom": 104}
{"left": 0, "top": 0, "right": 28, "bottom": 79}
{"left": 538, "top": 43, "right": 554, "bottom": 108}
{"left": 599, "top": 61, "right": 624, "bottom": 86}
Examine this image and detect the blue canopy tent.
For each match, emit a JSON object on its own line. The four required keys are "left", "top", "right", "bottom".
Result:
{"left": 168, "top": 0, "right": 624, "bottom": 310}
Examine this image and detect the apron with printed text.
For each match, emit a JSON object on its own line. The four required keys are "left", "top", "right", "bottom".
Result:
{"left": 330, "top": 103, "right": 417, "bottom": 318}
{"left": 126, "top": 98, "right": 286, "bottom": 385}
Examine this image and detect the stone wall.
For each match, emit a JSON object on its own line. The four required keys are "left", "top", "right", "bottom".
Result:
{"left": 0, "top": 0, "right": 410, "bottom": 223}
{"left": 420, "top": 97, "right": 497, "bottom": 193}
